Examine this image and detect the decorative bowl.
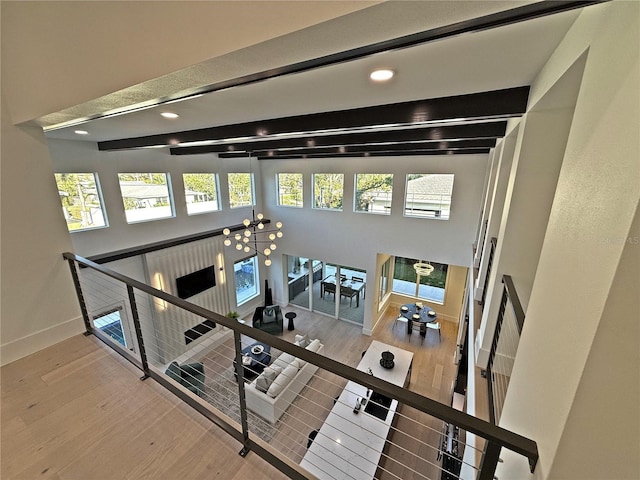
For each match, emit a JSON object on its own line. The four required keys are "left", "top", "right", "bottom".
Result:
{"left": 251, "top": 345, "right": 264, "bottom": 355}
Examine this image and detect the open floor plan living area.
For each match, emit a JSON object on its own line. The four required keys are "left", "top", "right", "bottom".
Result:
{"left": 2, "top": 304, "right": 464, "bottom": 480}
{"left": 2, "top": 2, "right": 638, "bottom": 480}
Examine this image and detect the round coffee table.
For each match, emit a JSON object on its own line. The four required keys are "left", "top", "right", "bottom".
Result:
{"left": 285, "top": 312, "right": 297, "bottom": 331}
{"left": 233, "top": 342, "right": 271, "bottom": 382}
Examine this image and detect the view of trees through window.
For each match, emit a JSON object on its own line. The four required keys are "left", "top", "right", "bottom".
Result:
{"left": 277, "top": 173, "right": 303, "bottom": 207}
{"left": 355, "top": 173, "right": 393, "bottom": 214}
{"left": 392, "top": 256, "right": 448, "bottom": 303}
{"left": 183, "top": 173, "right": 220, "bottom": 215}
{"left": 55, "top": 173, "right": 107, "bottom": 231}
{"left": 228, "top": 173, "right": 254, "bottom": 209}
{"left": 313, "top": 173, "right": 344, "bottom": 210}
{"left": 117, "top": 173, "right": 173, "bottom": 223}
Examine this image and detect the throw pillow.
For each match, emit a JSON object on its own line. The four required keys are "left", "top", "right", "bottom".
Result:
{"left": 306, "top": 338, "right": 321, "bottom": 353}
{"left": 263, "top": 305, "right": 277, "bottom": 323}
{"left": 294, "top": 334, "right": 310, "bottom": 348}
{"left": 255, "top": 366, "right": 278, "bottom": 393}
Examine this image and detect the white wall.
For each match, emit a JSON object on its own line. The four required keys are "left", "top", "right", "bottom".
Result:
{"left": 49, "top": 142, "right": 487, "bottom": 336}
{"left": 259, "top": 154, "right": 487, "bottom": 333}
{"left": 496, "top": 2, "right": 640, "bottom": 477}
{"left": 1, "top": 0, "right": 381, "bottom": 365}
{"left": 144, "top": 237, "right": 230, "bottom": 364}
{"left": 0, "top": 98, "right": 83, "bottom": 365}
{"left": 47, "top": 139, "right": 266, "bottom": 257}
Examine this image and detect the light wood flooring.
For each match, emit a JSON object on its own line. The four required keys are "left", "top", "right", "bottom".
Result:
{"left": 1, "top": 305, "right": 462, "bottom": 480}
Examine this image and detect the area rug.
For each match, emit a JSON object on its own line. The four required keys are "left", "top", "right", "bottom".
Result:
{"left": 201, "top": 358, "right": 280, "bottom": 443}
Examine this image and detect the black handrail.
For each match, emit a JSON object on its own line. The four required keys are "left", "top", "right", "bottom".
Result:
{"left": 480, "top": 237, "right": 498, "bottom": 306}
{"left": 63, "top": 251, "right": 539, "bottom": 475}
{"left": 503, "top": 274, "right": 526, "bottom": 334}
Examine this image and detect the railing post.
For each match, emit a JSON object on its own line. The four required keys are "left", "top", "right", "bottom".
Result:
{"left": 65, "top": 257, "right": 93, "bottom": 335}
{"left": 233, "top": 329, "right": 251, "bottom": 457}
{"left": 478, "top": 441, "right": 502, "bottom": 480}
{"left": 126, "top": 285, "right": 150, "bottom": 380}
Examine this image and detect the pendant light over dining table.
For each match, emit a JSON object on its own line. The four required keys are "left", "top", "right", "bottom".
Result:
{"left": 413, "top": 261, "right": 434, "bottom": 276}
{"left": 222, "top": 212, "right": 283, "bottom": 266}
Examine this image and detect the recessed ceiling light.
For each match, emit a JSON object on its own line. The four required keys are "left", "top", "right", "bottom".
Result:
{"left": 74, "top": 130, "right": 89, "bottom": 135}
{"left": 370, "top": 69, "right": 395, "bottom": 82}
{"left": 161, "top": 112, "right": 179, "bottom": 119}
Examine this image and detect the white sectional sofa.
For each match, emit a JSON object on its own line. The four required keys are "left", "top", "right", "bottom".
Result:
{"left": 244, "top": 335, "right": 324, "bottom": 424}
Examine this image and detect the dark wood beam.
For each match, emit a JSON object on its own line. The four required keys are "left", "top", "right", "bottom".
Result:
{"left": 98, "top": 88, "right": 527, "bottom": 151}
{"left": 218, "top": 148, "right": 491, "bottom": 160}
{"left": 247, "top": 139, "right": 496, "bottom": 158}
{"left": 169, "top": 122, "right": 506, "bottom": 156}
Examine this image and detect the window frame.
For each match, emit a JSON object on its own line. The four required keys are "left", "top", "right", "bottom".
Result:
{"left": 354, "top": 173, "right": 393, "bottom": 215}
{"left": 54, "top": 172, "right": 109, "bottom": 232}
{"left": 233, "top": 255, "right": 260, "bottom": 306}
{"left": 182, "top": 173, "right": 221, "bottom": 215}
{"left": 312, "top": 173, "right": 344, "bottom": 211}
{"left": 276, "top": 173, "right": 303, "bottom": 208}
{"left": 391, "top": 256, "right": 448, "bottom": 304}
{"left": 228, "top": 172, "right": 255, "bottom": 209}
{"left": 403, "top": 173, "right": 454, "bottom": 220}
{"left": 117, "top": 172, "right": 175, "bottom": 224}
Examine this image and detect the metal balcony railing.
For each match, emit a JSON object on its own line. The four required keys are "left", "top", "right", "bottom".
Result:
{"left": 63, "top": 252, "right": 538, "bottom": 480}
{"left": 485, "top": 275, "right": 526, "bottom": 425}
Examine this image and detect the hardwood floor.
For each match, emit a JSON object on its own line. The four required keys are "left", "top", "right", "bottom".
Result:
{"left": 1, "top": 304, "right": 461, "bottom": 480}
{"left": 1, "top": 335, "right": 288, "bottom": 480}
{"left": 270, "top": 305, "right": 461, "bottom": 480}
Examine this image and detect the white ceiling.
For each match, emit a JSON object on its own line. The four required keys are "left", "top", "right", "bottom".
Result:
{"left": 43, "top": 6, "right": 580, "bottom": 144}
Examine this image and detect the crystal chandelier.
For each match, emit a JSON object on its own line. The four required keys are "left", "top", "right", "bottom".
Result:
{"left": 222, "top": 211, "right": 283, "bottom": 266}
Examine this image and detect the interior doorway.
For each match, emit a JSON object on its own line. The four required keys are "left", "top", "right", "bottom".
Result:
{"left": 286, "top": 255, "right": 366, "bottom": 325}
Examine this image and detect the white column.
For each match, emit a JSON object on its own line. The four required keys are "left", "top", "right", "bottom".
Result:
{"left": 475, "top": 105, "right": 574, "bottom": 368}
{"left": 474, "top": 126, "right": 518, "bottom": 303}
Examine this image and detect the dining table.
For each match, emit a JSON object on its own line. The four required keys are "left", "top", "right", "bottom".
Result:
{"left": 320, "top": 275, "right": 366, "bottom": 307}
{"left": 400, "top": 303, "right": 437, "bottom": 336}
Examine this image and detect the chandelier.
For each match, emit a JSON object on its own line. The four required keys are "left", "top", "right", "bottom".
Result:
{"left": 222, "top": 211, "right": 283, "bottom": 266}
{"left": 413, "top": 261, "right": 434, "bottom": 276}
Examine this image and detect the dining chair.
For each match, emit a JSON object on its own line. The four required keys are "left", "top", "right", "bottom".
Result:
{"left": 323, "top": 282, "right": 336, "bottom": 300}
{"left": 352, "top": 276, "right": 365, "bottom": 298}
{"left": 426, "top": 321, "right": 442, "bottom": 341}
{"left": 411, "top": 320, "right": 425, "bottom": 343}
{"left": 393, "top": 315, "right": 408, "bottom": 331}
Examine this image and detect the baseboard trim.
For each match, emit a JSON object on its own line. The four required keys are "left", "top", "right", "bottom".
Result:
{"left": 0, "top": 316, "right": 85, "bottom": 366}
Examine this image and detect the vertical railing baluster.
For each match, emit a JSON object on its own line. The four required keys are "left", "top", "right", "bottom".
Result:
{"left": 65, "top": 257, "right": 93, "bottom": 334}
{"left": 478, "top": 441, "right": 502, "bottom": 480}
{"left": 233, "top": 329, "right": 251, "bottom": 456}
{"left": 127, "top": 285, "right": 150, "bottom": 380}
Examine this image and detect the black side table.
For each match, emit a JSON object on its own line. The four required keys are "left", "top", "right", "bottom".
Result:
{"left": 285, "top": 312, "right": 296, "bottom": 331}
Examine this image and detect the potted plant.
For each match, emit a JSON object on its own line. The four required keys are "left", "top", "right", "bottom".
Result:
{"left": 226, "top": 311, "right": 240, "bottom": 320}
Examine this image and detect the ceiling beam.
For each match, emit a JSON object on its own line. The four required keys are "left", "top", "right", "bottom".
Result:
{"left": 169, "top": 122, "right": 507, "bottom": 156}
{"left": 219, "top": 147, "right": 491, "bottom": 160}
{"left": 98, "top": 88, "right": 527, "bottom": 151}
{"left": 246, "top": 138, "right": 496, "bottom": 158}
